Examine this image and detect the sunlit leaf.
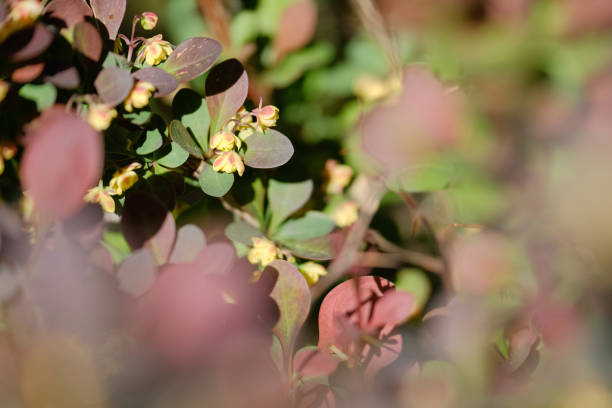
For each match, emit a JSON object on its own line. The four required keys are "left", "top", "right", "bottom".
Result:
{"left": 162, "top": 37, "right": 221, "bottom": 82}
{"left": 266, "top": 260, "right": 311, "bottom": 364}
{"left": 243, "top": 130, "right": 294, "bottom": 169}
{"left": 132, "top": 67, "right": 179, "bottom": 98}
{"left": 267, "top": 179, "right": 312, "bottom": 232}
{"left": 198, "top": 162, "right": 234, "bottom": 197}
{"left": 157, "top": 142, "right": 189, "bottom": 168}
{"left": 18, "top": 83, "right": 56, "bottom": 111}
{"left": 91, "top": 0, "right": 125, "bottom": 39}
{"left": 117, "top": 248, "right": 158, "bottom": 296}
{"left": 73, "top": 21, "right": 102, "bottom": 62}
{"left": 94, "top": 67, "right": 133, "bottom": 106}
{"left": 205, "top": 58, "right": 248, "bottom": 134}
{"left": 396, "top": 268, "right": 431, "bottom": 315}
{"left": 283, "top": 235, "right": 333, "bottom": 261}
{"left": 274, "top": 211, "right": 334, "bottom": 242}
{"left": 135, "top": 115, "right": 165, "bottom": 155}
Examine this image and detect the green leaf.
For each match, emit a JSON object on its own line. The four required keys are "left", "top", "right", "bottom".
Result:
{"left": 283, "top": 235, "right": 333, "bottom": 261}
{"left": 243, "top": 130, "right": 294, "bottom": 169}
{"left": 268, "top": 179, "right": 313, "bottom": 232}
{"left": 198, "top": 162, "right": 234, "bottom": 197}
{"left": 205, "top": 58, "right": 248, "bottom": 134}
{"left": 225, "top": 220, "right": 264, "bottom": 245}
{"left": 262, "top": 42, "right": 335, "bottom": 88}
{"left": 387, "top": 160, "right": 456, "bottom": 193}
{"left": 18, "top": 83, "right": 56, "bottom": 111}
{"left": 157, "top": 142, "right": 189, "bottom": 168}
{"left": 124, "top": 110, "right": 153, "bottom": 126}
{"left": 274, "top": 211, "right": 334, "bottom": 242}
{"left": 245, "top": 178, "right": 266, "bottom": 224}
{"left": 172, "top": 88, "right": 210, "bottom": 152}
{"left": 169, "top": 120, "right": 204, "bottom": 159}
{"left": 102, "top": 52, "right": 131, "bottom": 70}
{"left": 395, "top": 268, "right": 431, "bottom": 315}
{"left": 266, "top": 260, "right": 311, "bottom": 366}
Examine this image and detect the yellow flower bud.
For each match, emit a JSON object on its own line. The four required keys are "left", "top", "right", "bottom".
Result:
{"left": 210, "top": 131, "right": 240, "bottom": 151}
{"left": 140, "top": 12, "right": 158, "bottom": 30}
{"left": 332, "top": 201, "right": 359, "bottom": 228}
{"left": 325, "top": 159, "right": 353, "bottom": 195}
{"left": 84, "top": 185, "right": 116, "bottom": 213}
{"left": 86, "top": 103, "right": 117, "bottom": 131}
{"left": 252, "top": 105, "right": 279, "bottom": 129}
{"left": 247, "top": 237, "right": 279, "bottom": 267}
{"left": 124, "top": 81, "right": 155, "bottom": 112}
{"left": 136, "top": 34, "right": 173, "bottom": 66}
{"left": 212, "top": 151, "right": 245, "bottom": 176}
{"left": 298, "top": 262, "right": 327, "bottom": 286}
{"left": 0, "top": 80, "right": 9, "bottom": 103}
{"left": 109, "top": 162, "right": 142, "bottom": 195}
{"left": 1, "top": 140, "right": 17, "bottom": 160}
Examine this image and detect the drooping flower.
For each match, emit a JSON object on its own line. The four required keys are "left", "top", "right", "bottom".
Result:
{"left": 252, "top": 105, "right": 279, "bottom": 130}
{"left": 332, "top": 201, "right": 359, "bottom": 228}
{"left": 298, "top": 262, "right": 327, "bottom": 286}
{"left": 140, "top": 12, "right": 159, "bottom": 30}
{"left": 84, "top": 184, "right": 116, "bottom": 213}
{"left": 325, "top": 159, "right": 353, "bottom": 195}
{"left": 212, "top": 151, "right": 245, "bottom": 176}
{"left": 86, "top": 103, "right": 117, "bottom": 131}
{"left": 136, "top": 34, "right": 173, "bottom": 66}
{"left": 248, "top": 237, "right": 279, "bottom": 267}
{"left": 124, "top": 81, "right": 156, "bottom": 112}
{"left": 109, "top": 162, "right": 142, "bottom": 195}
{"left": 210, "top": 131, "right": 241, "bottom": 151}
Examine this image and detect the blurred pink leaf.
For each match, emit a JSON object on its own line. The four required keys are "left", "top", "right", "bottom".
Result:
{"left": 44, "top": 0, "right": 92, "bottom": 27}
{"left": 294, "top": 346, "right": 339, "bottom": 377}
{"left": 132, "top": 67, "right": 179, "bottom": 98}
{"left": 144, "top": 212, "right": 176, "bottom": 265}
{"left": 274, "top": 0, "right": 317, "bottom": 62}
{"left": 21, "top": 106, "right": 103, "bottom": 220}
{"left": 1, "top": 23, "right": 53, "bottom": 62}
{"left": 73, "top": 21, "right": 103, "bottom": 62}
{"left": 12, "top": 62, "right": 44, "bottom": 83}
{"left": 168, "top": 224, "right": 206, "bottom": 264}
{"left": 117, "top": 248, "right": 158, "bottom": 297}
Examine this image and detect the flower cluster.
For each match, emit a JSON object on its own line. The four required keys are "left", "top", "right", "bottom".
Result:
{"left": 210, "top": 104, "right": 280, "bottom": 177}
{"left": 84, "top": 162, "right": 142, "bottom": 212}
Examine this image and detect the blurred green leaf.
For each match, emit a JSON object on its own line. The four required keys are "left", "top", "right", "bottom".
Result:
{"left": 262, "top": 42, "right": 335, "bottom": 88}
{"left": 225, "top": 220, "right": 264, "bottom": 245}
{"left": 396, "top": 268, "right": 431, "bottom": 315}
{"left": 267, "top": 179, "right": 312, "bottom": 232}
{"left": 274, "top": 211, "right": 334, "bottom": 242}
{"left": 18, "top": 83, "right": 56, "bottom": 111}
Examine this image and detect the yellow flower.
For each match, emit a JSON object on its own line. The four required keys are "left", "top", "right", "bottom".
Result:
{"left": 332, "top": 201, "right": 359, "bottom": 228}
{"left": 298, "top": 262, "right": 327, "bottom": 286}
{"left": 248, "top": 237, "right": 279, "bottom": 267}
{"left": 140, "top": 12, "right": 158, "bottom": 30}
{"left": 212, "top": 151, "right": 245, "bottom": 176}
{"left": 252, "top": 105, "right": 279, "bottom": 130}
{"left": 136, "top": 34, "right": 173, "bottom": 66}
{"left": 210, "top": 131, "right": 241, "bottom": 151}
{"left": 86, "top": 103, "right": 117, "bottom": 131}
{"left": 0, "top": 140, "right": 17, "bottom": 176}
{"left": 124, "top": 81, "right": 155, "bottom": 112}
{"left": 0, "top": 80, "right": 9, "bottom": 102}
{"left": 325, "top": 159, "right": 353, "bottom": 195}
{"left": 0, "top": 0, "right": 43, "bottom": 42}
{"left": 354, "top": 74, "right": 402, "bottom": 102}
{"left": 84, "top": 185, "right": 116, "bottom": 213}
{"left": 109, "top": 162, "right": 142, "bottom": 195}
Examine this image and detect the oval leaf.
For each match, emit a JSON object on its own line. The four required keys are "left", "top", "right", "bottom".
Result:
{"left": 198, "top": 163, "right": 234, "bottom": 197}
{"left": 283, "top": 236, "right": 334, "bottom": 261}
{"left": 143, "top": 212, "right": 176, "bottom": 265}
{"left": 73, "top": 21, "right": 102, "bottom": 62}
{"left": 117, "top": 248, "right": 157, "bottom": 297}
{"left": 94, "top": 67, "right": 133, "bottom": 106}
{"left": 274, "top": 0, "right": 317, "bottom": 61}
{"left": 205, "top": 58, "right": 248, "bottom": 134}
{"left": 172, "top": 88, "right": 210, "bottom": 151}
{"left": 168, "top": 225, "right": 206, "bottom": 264}
{"left": 91, "top": 0, "right": 125, "bottom": 39}
{"left": 243, "top": 130, "right": 294, "bottom": 169}
{"left": 266, "top": 260, "right": 311, "bottom": 363}
{"left": 274, "top": 211, "right": 334, "bottom": 242}
{"left": 268, "top": 179, "right": 313, "bottom": 232}
{"left": 163, "top": 37, "right": 221, "bottom": 82}
{"left": 121, "top": 191, "right": 168, "bottom": 250}
{"left": 44, "top": 0, "right": 93, "bottom": 27}
{"left": 225, "top": 220, "right": 264, "bottom": 245}
{"left": 169, "top": 120, "right": 204, "bottom": 159}
{"left": 157, "top": 142, "right": 189, "bottom": 168}
{"left": 21, "top": 107, "right": 103, "bottom": 220}
{"left": 2, "top": 23, "right": 53, "bottom": 62}
{"left": 132, "top": 67, "right": 179, "bottom": 98}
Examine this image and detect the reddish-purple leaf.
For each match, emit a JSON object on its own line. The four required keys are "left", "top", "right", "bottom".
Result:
{"left": 21, "top": 106, "right": 103, "bottom": 220}
{"left": 45, "top": 66, "right": 79, "bottom": 89}
{"left": 367, "top": 290, "right": 414, "bottom": 330}
{"left": 0, "top": 0, "right": 7, "bottom": 22}
{"left": 11, "top": 63, "right": 44, "bottom": 83}
{"left": 94, "top": 67, "right": 133, "bottom": 106}
{"left": 117, "top": 248, "right": 158, "bottom": 297}
{"left": 44, "top": 0, "right": 92, "bottom": 27}
{"left": 295, "top": 382, "right": 335, "bottom": 408}
{"left": 62, "top": 203, "right": 104, "bottom": 249}
{"left": 143, "top": 212, "right": 176, "bottom": 265}
{"left": 91, "top": 0, "right": 125, "bottom": 39}
{"left": 168, "top": 224, "right": 206, "bottom": 264}
{"left": 194, "top": 241, "right": 236, "bottom": 275}
{"left": 121, "top": 191, "right": 168, "bottom": 250}
{"left": 205, "top": 58, "right": 248, "bottom": 134}
{"left": 1, "top": 24, "right": 53, "bottom": 62}
{"left": 294, "top": 346, "right": 339, "bottom": 377}
{"left": 162, "top": 37, "right": 221, "bottom": 82}
{"left": 505, "top": 327, "right": 539, "bottom": 372}
{"left": 266, "top": 260, "right": 311, "bottom": 365}
{"left": 132, "top": 67, "right": 179, "bottom": 98}
{"left": 73, "top": 21, "right": 103, "bottom": 62}
{"left": 274, "top": 0, "right": 317, "bottom": 61}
